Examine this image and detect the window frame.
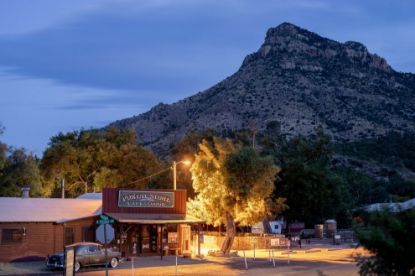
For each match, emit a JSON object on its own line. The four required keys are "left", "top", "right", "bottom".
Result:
{"left": 1, "top": 228, "right": 24, "bottom": 245}
{"left": 64, "top": 227, "right": 74, "bottom": 246}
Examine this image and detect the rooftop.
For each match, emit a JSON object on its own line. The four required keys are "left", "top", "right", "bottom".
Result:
{"left": 0, "top": 197, "right": 102, "bottom": 223}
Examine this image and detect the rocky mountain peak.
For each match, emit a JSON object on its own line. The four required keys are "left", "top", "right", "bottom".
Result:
{"left": 242, "top": 22, "right": 392, "bottom": 73}
{"left": 111, "top": 23, "right": 414, "bottom": 156}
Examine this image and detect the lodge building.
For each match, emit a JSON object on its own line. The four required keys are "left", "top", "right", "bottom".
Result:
{"left": 0, "top": 188, "right": 203, "bottom": 262}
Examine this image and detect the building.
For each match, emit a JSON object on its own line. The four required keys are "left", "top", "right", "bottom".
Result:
{"left": 364, "top": 198, "right": 415, "bottom": 212}
{"left": 0, "top": 188, "right": 203, "bottom": 262}
{"left": 0, "top": 196, "right": 101, "bottom": 262}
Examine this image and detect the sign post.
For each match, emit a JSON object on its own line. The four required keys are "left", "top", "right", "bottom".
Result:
{"left": 96, "top": 215, "right": 115, "bottom": 276}
{"left": 64, "top": 246, "right": 75, "bottom": 276}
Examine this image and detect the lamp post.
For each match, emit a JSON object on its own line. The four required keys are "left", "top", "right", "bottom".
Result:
{"left": 172, "top": 160, "right": 191, "bottom": 190}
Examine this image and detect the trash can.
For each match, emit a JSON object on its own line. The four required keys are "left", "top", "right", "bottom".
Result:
{"left": 325, "top": 220, "right": 337, "bottom": 238}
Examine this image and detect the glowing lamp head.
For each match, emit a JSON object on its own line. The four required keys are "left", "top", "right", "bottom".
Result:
{"left": 182, "top": 160, "right": 191, "bottom": 166}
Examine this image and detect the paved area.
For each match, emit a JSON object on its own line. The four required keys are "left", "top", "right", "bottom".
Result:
{"left": 78, "top": 247, "right": 365, "bottom": 276}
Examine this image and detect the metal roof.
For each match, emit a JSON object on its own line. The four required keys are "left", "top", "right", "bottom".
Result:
{"left": 364, "top": 197, "right": 415, "bottom": 212}
{"left": 77, "top": 193, "right": 103, "bottom": 200}
{"left": 0, "top": 197, "right": 102, "bottom": 223}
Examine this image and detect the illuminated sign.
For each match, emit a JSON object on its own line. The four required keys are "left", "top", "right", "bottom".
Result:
{"left": 118, "top": 190, "right": 174, "bottom": 208}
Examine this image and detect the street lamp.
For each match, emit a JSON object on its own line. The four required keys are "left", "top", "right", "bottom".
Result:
{"left": 172, "top": 160, "right": 191, "bottom": 190}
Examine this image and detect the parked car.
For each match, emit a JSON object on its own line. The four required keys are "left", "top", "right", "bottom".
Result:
{"left": 46, "top": 242, "right": 121, "bottom": 272}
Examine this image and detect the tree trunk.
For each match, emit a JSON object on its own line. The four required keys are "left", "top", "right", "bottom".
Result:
{"left": 221, "top": 212, "right": 236, "bottom": 255}
{"left": 263, "top": 218, "right": 272, "bottom": 234}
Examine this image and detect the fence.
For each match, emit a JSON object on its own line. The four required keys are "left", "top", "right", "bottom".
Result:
{"left": 195, "top": 233, "right": 287, "bottom": 251}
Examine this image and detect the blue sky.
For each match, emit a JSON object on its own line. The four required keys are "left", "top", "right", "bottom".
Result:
{"left": 0, "top": 0, "right": 414, "bottom": 155}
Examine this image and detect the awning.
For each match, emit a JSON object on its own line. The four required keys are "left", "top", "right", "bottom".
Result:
{"left": 105, "top": 212, "right": 204, "bottom": 224}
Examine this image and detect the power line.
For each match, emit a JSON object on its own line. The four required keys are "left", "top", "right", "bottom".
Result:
{"left": 127, "top": 166, "right": 172, "bottom": 186}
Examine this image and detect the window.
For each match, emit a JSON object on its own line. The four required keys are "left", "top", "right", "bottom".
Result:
{"left": 64, "top": 227, "right": 74, "bottom": 245}
{"left": 274, "top": 225, "right": 279, "bottom": 230}
{"left": 82, "top": 226, "right": 94, "bottom": 242}
{"left": 75, "top": 245, "right": 88, "bottom": 255}
{"left": 1, "top": 229, "right": 24, "bottom": 244}
{"left": 88, "top": 245, "right": 99, "bottom": 253}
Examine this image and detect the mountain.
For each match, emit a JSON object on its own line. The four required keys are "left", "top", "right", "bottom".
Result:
{"left": 110, "top": 22, "right": 415, "bottom": 157}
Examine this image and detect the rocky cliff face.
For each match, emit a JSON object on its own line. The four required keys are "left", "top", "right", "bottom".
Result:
{"left": 110, "top": 22, "right": 415, "bottom": 155}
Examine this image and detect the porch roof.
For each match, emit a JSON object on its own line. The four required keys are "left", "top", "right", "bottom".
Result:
{"left": 105, "top": 212, "right": 204, "bottom": 224}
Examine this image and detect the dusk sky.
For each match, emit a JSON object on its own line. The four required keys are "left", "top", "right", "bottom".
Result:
{"left": 0, "top": 0, "right": 414, "bottom": 155}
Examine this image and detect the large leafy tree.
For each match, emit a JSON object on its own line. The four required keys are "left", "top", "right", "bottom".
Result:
{"left": 274, "top": 129, "right": 352, "bottom": 226}
{"left": 41, "top": 127, "right": 164, "bottom": 197}
{"left": 0, "top": 125, "right": 42, "bottom": 197}
{"left": 189, "top": 138, "right": 284, "bottom": 254}
{"left": 354, "top": 210, "right": 415, "bottom": 275}
{"left": 170, "top": 129, "right": 218, "bottom": 197}
{"left": 0, "top": 148, "right": 43, "bottom": 197}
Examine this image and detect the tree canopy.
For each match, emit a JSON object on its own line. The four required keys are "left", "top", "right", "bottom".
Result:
{"left": 354, "top": 210, "right": 415, "bottom": 275}
{"left": 0, "top": 125, "right": 42, "bottom": 197}
{"left": 41, "top": 127, "right": 165, "bottom": 197}
{"left": 188, "top": 137, "right": 284, "bottom": 254}
{"left": 272, "top": 129, "right": 353, "bottom": 227}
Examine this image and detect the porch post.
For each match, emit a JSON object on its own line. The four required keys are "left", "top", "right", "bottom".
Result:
{"left": 160, "top": 224, "right": 164, "bottom": 260}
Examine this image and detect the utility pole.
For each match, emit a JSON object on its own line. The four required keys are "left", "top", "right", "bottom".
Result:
{"left": 173, "top": 161, "right": 177, "bottom": 190}
{"left": 61, "top": 177, "right": 65, "bottom": 199}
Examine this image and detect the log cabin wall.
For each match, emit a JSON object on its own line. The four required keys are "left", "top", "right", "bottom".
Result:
{"left": 0, "top": 217, "right": 97, "bottom": 262}
{"left": 0, "top": 222, "right": 57, "bottom": 262}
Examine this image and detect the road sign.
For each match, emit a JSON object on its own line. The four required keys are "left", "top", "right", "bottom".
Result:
{"left": 96, "top": 219, "right": 115, "bottom": 224}
{"left": 64, "top": 246, "right": 75, "bottom": 276}
{"left": 96, "top": 214, "right": 115, "bottom": 224}
{"left": 96, "top": 224, "right": 115, "bottom": 244}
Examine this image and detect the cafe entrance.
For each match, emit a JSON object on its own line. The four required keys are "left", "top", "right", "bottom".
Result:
{"left": 102, "top": 188, "right": 203, "bottom": 258}
{"left": 118, "top": 223, "right": 192, "bottom": 257}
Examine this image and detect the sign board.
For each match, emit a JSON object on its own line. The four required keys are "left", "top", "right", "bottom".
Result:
{"left": 118, "top": 190, "right": 175, "bottom": 208}
{"left": 96, "top": 224, "right": 115, "bottom": 244}
{"left": 96, "top": 214, "right": 115, "bottom": 224}
{"left": 270, "top": 238, "right": 279, "bottom": 247}
{"left": 64, "top": 246, "right": 75, "bottom": 276}
{"left": 168, "top": 232, "right": 178, "bottom": 243}
{"left": 198, "top": 234, "right": 204, "bottom": 243}
{"left": 251, "top": 222, "right": 264, "bottom": 234}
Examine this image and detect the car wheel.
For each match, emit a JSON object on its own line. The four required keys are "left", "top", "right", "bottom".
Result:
{"left": 110, "top": 257, "right": 118, "bottom": 268}
{"left": 74, "top": 262, "right": 81, "bottom": 272}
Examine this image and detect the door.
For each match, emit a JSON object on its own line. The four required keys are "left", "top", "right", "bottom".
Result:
{"left": 141, "top": 225, "right": 151, "bottom": 253}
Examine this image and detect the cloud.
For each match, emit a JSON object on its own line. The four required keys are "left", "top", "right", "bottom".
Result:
{"left": 0, "top": 0, "right": 414, "bottom": 155}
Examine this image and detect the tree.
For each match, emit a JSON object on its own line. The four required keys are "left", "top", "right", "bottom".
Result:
{"left": 41, "top": 127, "right": 164, "bottom": 197}
{"left": 189, "top": 138, "right": 284, "bottom": 254}
{"left": 0, "top": 148, "right": 43, "bottom": 197}
{"left": 0, "top": 124, "right": 7, "bottom": 172}
{"left": 0, "top": 124, "right": 43, "bottom": 197}
{"left": 274, "top": 129, "right": 352, "bottom": 226}
{"left": 354, "top": 210, "right": 415, "bottom": 275}
{"left": 170, "top": 129, "right": 218, "bottom": 197}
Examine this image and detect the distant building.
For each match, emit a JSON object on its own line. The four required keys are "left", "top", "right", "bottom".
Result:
{"left": 251, "top": 219, "right": 284, "bottom": 234}
{"left": 364, "top": 198, "right": 415, "bottom": 212}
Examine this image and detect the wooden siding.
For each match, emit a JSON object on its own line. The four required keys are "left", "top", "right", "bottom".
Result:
{"left": 103, "top": 188, "right": 187, "bottom": 215}
{"left": 0, "top": 217, "right": 97, "bottom": 262}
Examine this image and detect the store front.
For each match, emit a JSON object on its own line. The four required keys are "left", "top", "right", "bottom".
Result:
{"left": 102, "top": 188, "right": 202, "bottom": 258}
